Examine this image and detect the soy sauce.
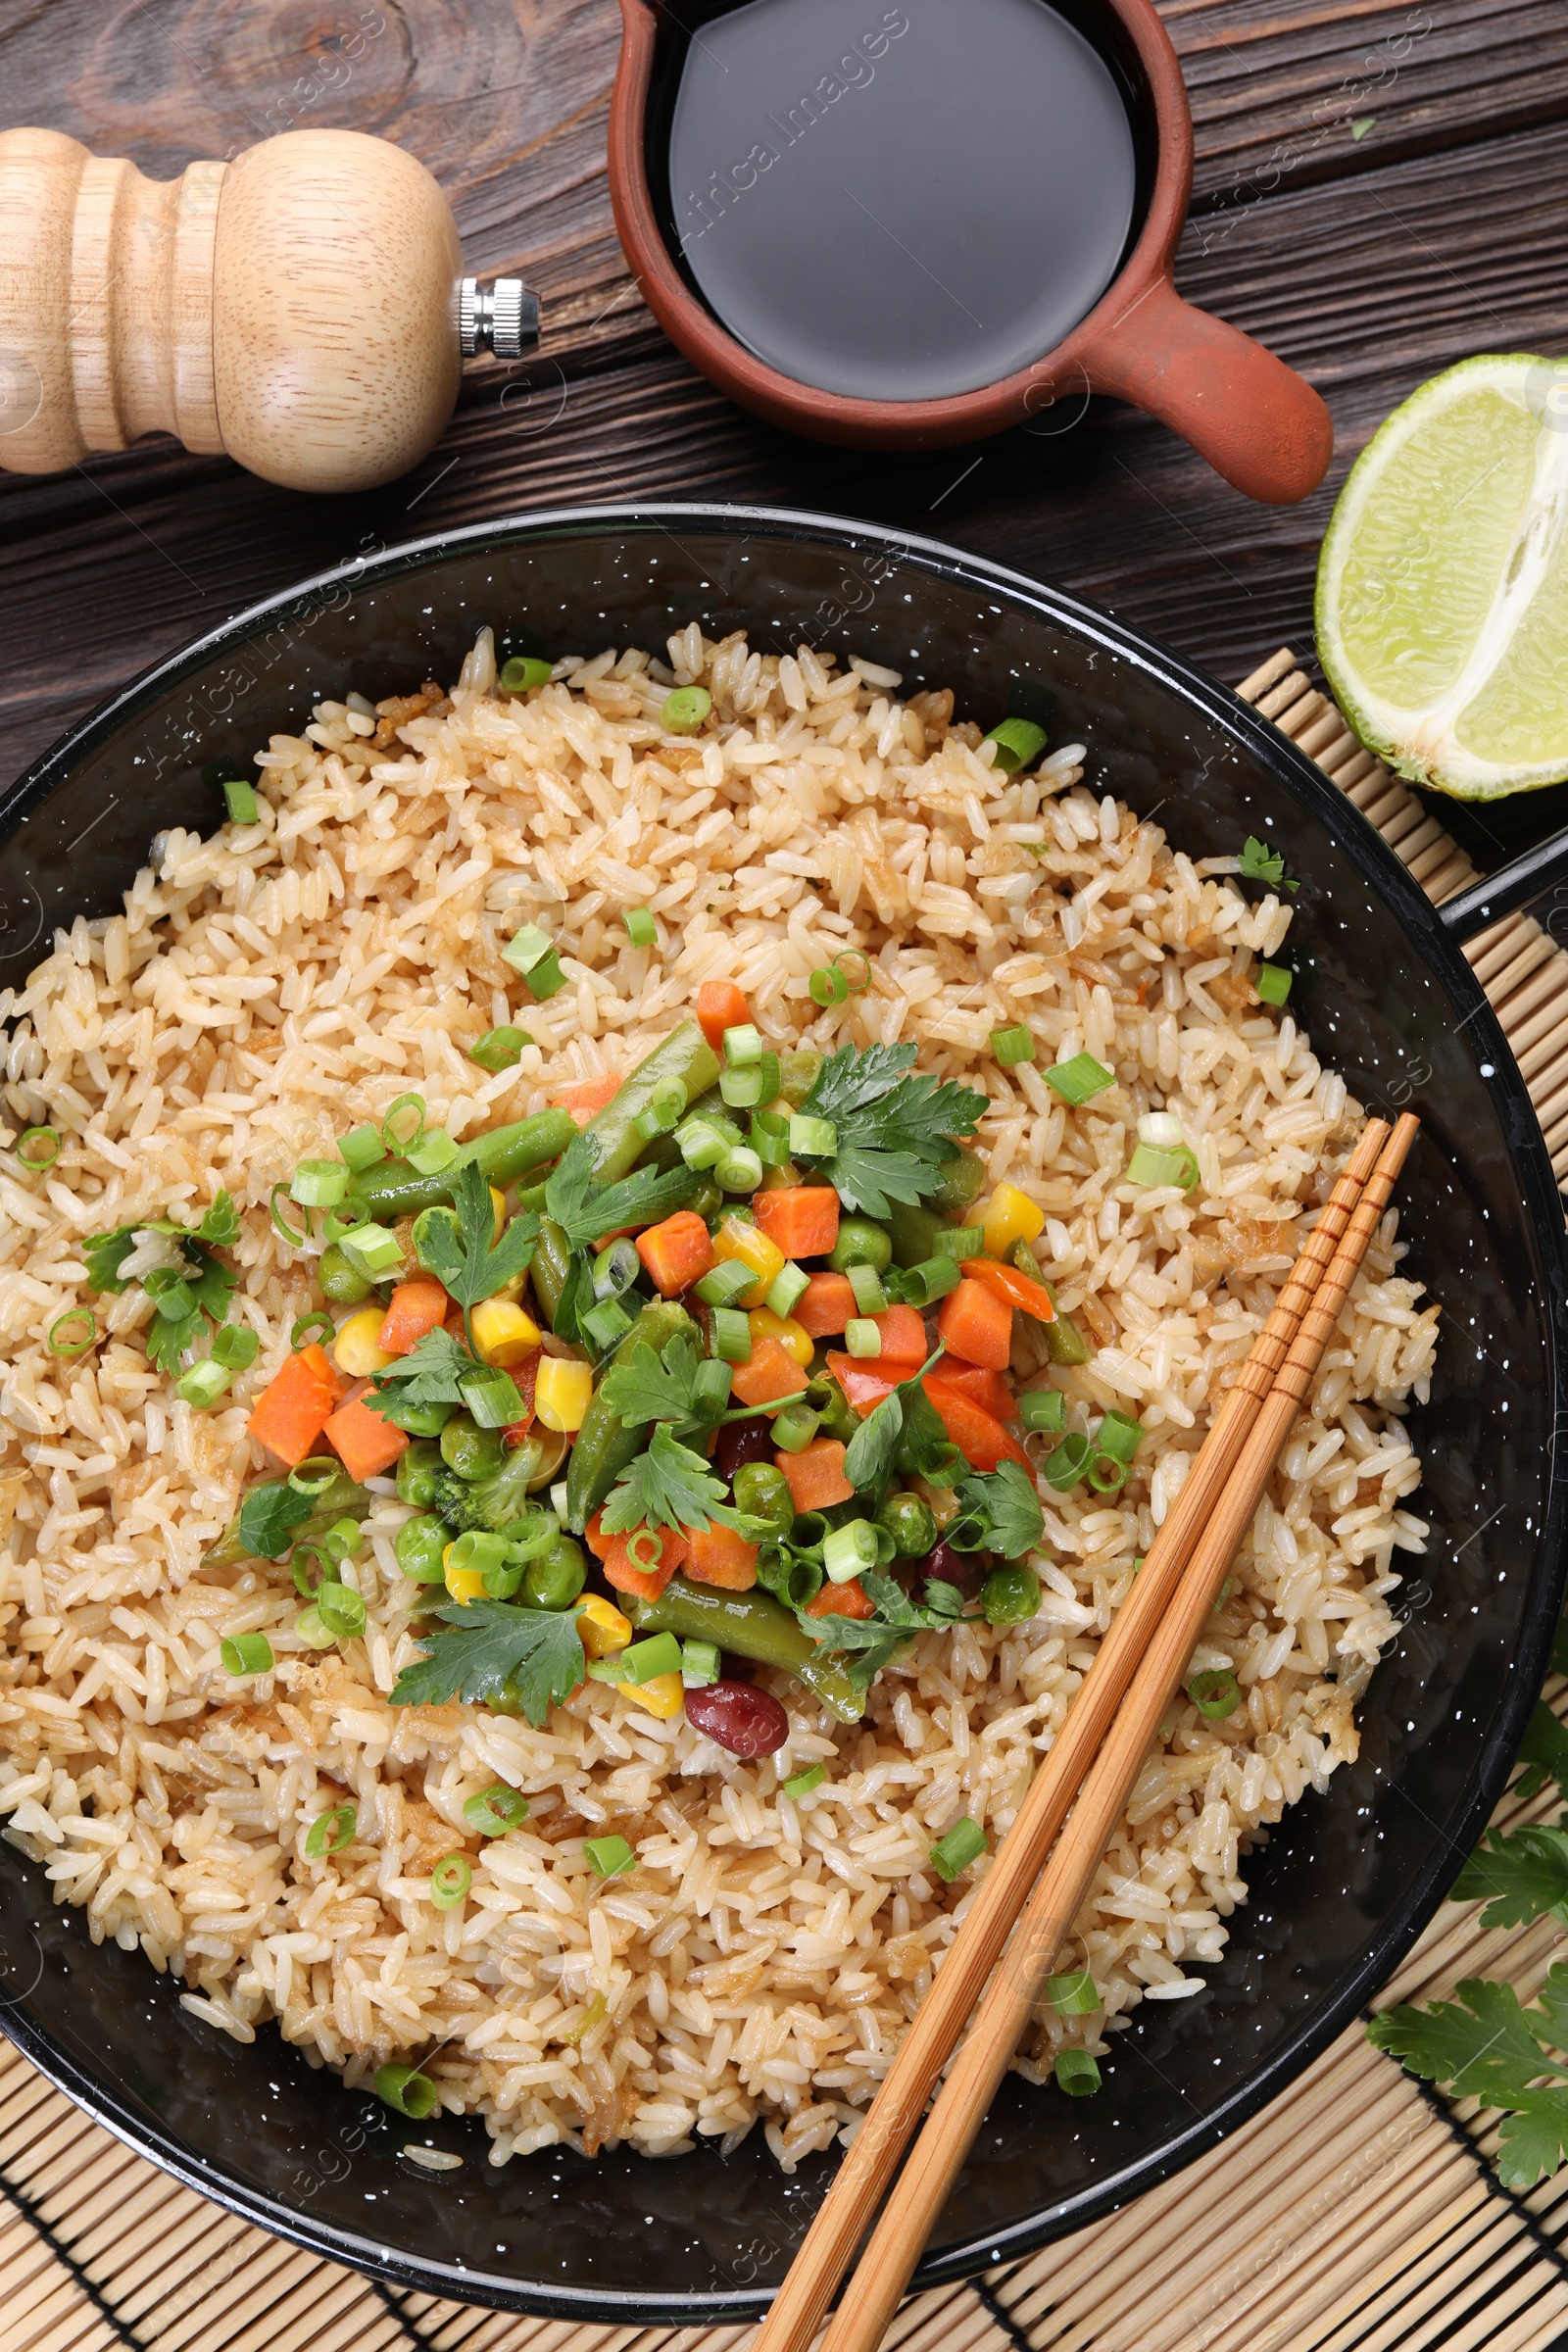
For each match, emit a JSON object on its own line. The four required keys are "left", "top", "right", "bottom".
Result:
{"left": 666, "top": 0, "right": 1138, "bottom": 404}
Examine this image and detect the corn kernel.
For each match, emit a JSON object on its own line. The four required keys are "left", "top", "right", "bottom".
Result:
{"left": 534, "top": 1355, "right": 594, "bottom": 1432}
{"left": 490, "top": 1185, "right": 507, "bottom": 1241}
{"left": 443, "top": 1543, "right": 488, "bottom": 1602}
{"left": 471, "top": 1298, "right": 542, "bottom": 1367}
{"left": 576, "top": 1593, "right": 632, "bottom": 1658}
{"left": 748, "top": 1305, "right": 813, "bottom": 1367}
{"left": 622, "top": 1670, "right": 685, "bottom": 1720}
{"left": 981, "top": 1181, "right": 1046, "bottom": 1256}
{"left": 333, "top": 1305, "right": 394, "bottom": 1378}
{"left": 712, "top": 1215, "right": 786, "bottom": 1307}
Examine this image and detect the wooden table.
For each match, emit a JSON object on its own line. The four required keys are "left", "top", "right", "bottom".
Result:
{"left": 2, "top": 0, "right": 1565, "bottom": 859}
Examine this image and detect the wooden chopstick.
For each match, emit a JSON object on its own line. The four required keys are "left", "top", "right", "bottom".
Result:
{"left": 810, "top": 1112, "right": 1423, "bottom": 2352}
{"left": 753, "top": 1114, "right": 1398, "bottom": 2352}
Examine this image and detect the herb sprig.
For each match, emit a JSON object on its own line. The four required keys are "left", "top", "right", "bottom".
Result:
{"left": 793, "top": 1044, "right": 986, "bottom": 1218}
{"left": 415, "top": 1162, "right": 538, "bottom": 1346}
{"left": 1237, "top": 835, "right": 1300, "bottom": 896}
{"left": 544, "top": 1131, "right": 698, "bottom": 1252}
{"left": 390, "top": 1598, "right": 585, "bottom": 1727}
{"left": 85, "top": 1193, "right": 242, "bottom": 1377}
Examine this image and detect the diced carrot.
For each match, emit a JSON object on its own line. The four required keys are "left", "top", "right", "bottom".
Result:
{"left": 584, "top": 1510, "right": 612, "bottom": 1561}
{"left": 322, "top": 1392, "right": 410, "bottom": 1481}
{"left": 549, "top": 1072, "right": 621, "bottom": 1127}
{"left": 796, "top": 1272, "right": 857, "bottom": 1338}
{"left": 246, "top": 1344, "right": 342, "bottom": 1467}
{"left": 637, "top": 1209, "right": 715, "bottom": 1298}
{"left": 729, "top": 1335, "right": 808, "bottom": 1410}
{"left": 776, "top": 1439, "right": 856, "bottom": 1512}
{"left": 958, "top": 1257, "right": 1055, "bottom": 1322}
{"left": 685, "top": 1523, "right": 760, "bottom": 1591}
{"left": 599, "top": 1523, "right": 689, "bottom": 1602}
{"left": 751, "top": 1186, "right": 841, "bottom": 1260}
{"left": 696, "top": 981, "right": 751, "bottom": 1054}
{"left": 935, "top": 1363, "right": 1017, "bottom": 1422}
{"left": 937, "top": 1277, "right": 1014, "bottom": 1370}
{"left": 871, "top": 1304, "right": 927, "bottom": 1365}
{"left": 502, "top": 1347, "right": 541, "bottom": 1442}
{"left": 923, "top": 1376, "right": 1032, "bottom": 1472}
{"left": 376, "top": 1278, "right": 451, "bottom": 1358}
{"left": 826, "top": 1353, "right": 901, "bottom": 1412}
{"left": 807, "top": 1575, "right": 876, "bottom": 1621}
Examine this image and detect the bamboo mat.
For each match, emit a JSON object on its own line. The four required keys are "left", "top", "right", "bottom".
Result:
{"left": 6, "top": 650, "right": 1568, "bottom": 2352}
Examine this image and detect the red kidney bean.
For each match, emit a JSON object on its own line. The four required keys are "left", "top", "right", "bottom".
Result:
{"left": 710, "top": 1415, "right": 778, "bottom": 1492}
{"left": 906, "top": 1537, "right": 992, "bottom": 1600}
{"left": 685, "top": 1678, "right": 789, "bottom": 1757}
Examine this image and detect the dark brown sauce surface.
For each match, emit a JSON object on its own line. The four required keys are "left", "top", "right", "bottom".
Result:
{"left": 666, "top": 0, "right": 1139, "bottom": 404}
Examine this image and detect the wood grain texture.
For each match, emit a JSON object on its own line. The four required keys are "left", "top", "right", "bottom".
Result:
{"left": 0, "top": 0, "right": 1565, "bottom": 810}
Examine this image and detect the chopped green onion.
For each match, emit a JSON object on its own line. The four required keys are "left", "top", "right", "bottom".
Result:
{"left": 292, "top": 1542, "right": 328, "bottom": 1601}
{"left": 500, "top": 655, "right": 553, "bottom": 692}
{"left": 724, "top": 1024, "right": 764, "bottom": 1067}
{"left": 291, "top": 1309, "right": 335, "bottom": 1351}
{"left": 691, "top": 1358, "right": 733, "bottom": 1419}
{"left": 1189, "top": 1668, "right": 1242, "bottom": 1719}
{"left": 720, "top": 1054, "right": 781, "bottom": 1109}
{"left": 1044, "top": 1054, "right": 1114, "bottom": 1106}
{"left": 337, "top": 1222, "right": 404, "bottom": 1280}
{"left": 338, "top": 1122, "right": 386, "bottom": 1173}
{"left": 17, "top": 1127, "right": 61, "bottom": 1170}
{"left": 461, "top": 1364, "right": 526, "bottom": 1429}
{"left": 625, "top": 1528, "right": 664, "bottom": 1574}
{"left": 1094, "top": 1409, "right": 1144, "bottom": 1464}
{"left": 212, "top": 1323, "right": 260, "bottom": 1370}
{"left": 634, "top": 1078, "right": 689, "bottom": 1144}
{"left": 929, "top": 1817, "right": 987, "bottom": 1880}
{"left": 772, "top": 1403, "right": 821, "bottom": 1455}
{"left": 375, "top": 2063, "right": 438, "bottom": 2120}
{"left": 983, "top": 717, "right": 1048, "bottom": 772}
{"left": 464, "top": 1784, "right": 528, "bottom": 1836}
{"left": 1047, "top": 1969, "right": 1100, "bottom": 2015}
{"left": 321, "top": 1518, "right": 364, "bottom": 1562}
{"left": 898, "top": 1256, "right": 962, "bottom": 1308}
{"left": 1137, "top": 1111, "right": 1184, "bottom": 1149}
{"left": 585, "top": 1834, "right": 637, "bottom": 1878}
{"left": 622, "top": 906, "right": 658, "bottom": 949}
{"left": 844, "top": 1318, "right": 881, "bottom": 1358}
{"left": 288, "top": 1457, "right": 339, "bottom": 1497}
{"left": 834, "top": 951, "right": 871, "bottom": 996}
{"left": 430, "top": 1854, "right": 473, "bottom": 1910}
{"left": 380, "top": 1092, "right": 427, "bottom": 1154}
{"left": 270, "top": 1184, "right": 312, "bottom": 1249}
{"left": 823, "top": 1519, "right": 878, "bottom": 1585}
{"left": 522, "top": 948, "right": 567, "bottom": 1002}
{"left": 305, "top": 1803, "right": 356, "bottom": 1857}
{"left": 681, "top": 1639, "right": 722, "bottom": 1688}
{"left": 846, "top": 1262, "right": 887, "bottom": 1315}
{"left": 316, "top": 1581, "right": 368, "bottom": 1639}
{"left": 808, "top": 963, "right": 850, "bottom": 1007}
{"left": 751, "top": 1111, "right": 792, "bottom": 1166}
{"left": 929, "top": 1225, "right": 986, "bottom": 1263}
{"left": 783, "top": 1764, "right": 826, "bottom": 1800}
{"left": 765, "top": 1263, "right": 810, "bottom": 1318}
{"left": 1054, "top": 2049, "right": 1102, "bottom": 2097}
{"left": 501, "top": 923, "right": 554, "bottom": 976}
{"left": 676, "top": 1115, "right": 729, "bottom": 1171}
{"left": 696, "top": 1259, "right": 755, "bottom": 1309}
{"left": 468, "top": 1026, "right": 533, "bottom": 1073}
{"left": 220, "top": 1632, "right": 273, "bottom": 1677}
{"left": 991, "top": 1025, "right": 1036, "bottom": 1066}
{"left": 176, "top": 1359, "right": 232, "bottom": 1408}
{"left": 788, "top": 1113, "right": 837, "bottom": 1157}
{"left": 717, "top": 1147, "right": 763, "bottom": 1194}
{"left": 620, "top": 1633, "right": 682, "bottom": 1684}
{"left": 662, "top": 686, "right": 710, "bottom": 733}
{"left": 1043, "top": 1432, "right": 1093, "bottom": 1491}
{"left": 710, "top": 1306, "right": 753, "bottom": 1364}
{"left": 219, "top": 776, "right": 261, "bottom": 824}
{"left": 1020, "top": 1388, "right": 1067, "bottom": 1434}
{"left": 1256, "top": 961, "right": 1293, "bottom": 1005}
{"left": 1126, "top": 1142, "right": 1200, "bottom": 1192}
{"left": 581, "top": 1297, "right": 635, "bottom": 1352}
{"left": 291, "top": 1158, "right": 350, "bottom": 1208}
{"left": 294, "top": 1605, "right": 336, "bottom": 1648}
{"left": 46, "top": 1308, "right": 96, "bottom": 1358}
{"left": 592, "top": 1237, "right": 641, "bottom": 1300}
{"left": 405, "top": 1131, "right": 459, "bottom": 1177}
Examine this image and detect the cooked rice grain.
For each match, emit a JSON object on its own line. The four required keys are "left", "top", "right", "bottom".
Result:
{"left": 0, "top": 630, "right": 1436, "bottom": 2167}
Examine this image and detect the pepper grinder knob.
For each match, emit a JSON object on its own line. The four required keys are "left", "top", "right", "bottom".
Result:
{"left": 0, "top": 125, "right": 540, "bottom": 495}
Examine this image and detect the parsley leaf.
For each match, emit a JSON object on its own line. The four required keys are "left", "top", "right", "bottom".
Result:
{"left": 1451, "top": 1819, "right": 1568, "bottom": 1930}
{"left": 1237, "top": 835, "right": 1299, "bottom": 895}
{"left": 842, "top": 1352, "right": 958, "bottom": 1493}
{"left": 600, "top": 1422, "right": 730, "bottom": 1537}
{"left": 1369, "top": 1976, "right": 1568, "bottom": 2105}
{"left": 795, "top": 1045, "right": 986, "bottom": 1218}
{"left": 390, "top": 1597, "right": 585, "bottom": 1727}
{"left": 369, "top": 1327, "right": 478, "bottom": 1427}
{"left": 954, "top": 1461, "right": 1046, "bottom": 1559}
{"left": 922, "top": 1577, "right": 969, "bottom": 1622}
{"left": 197, "top": 1191, "right": 240, "bottom": 1248}
{"left": 237, "top": 1480, "right": 315, "bottom": 1559}
{"left": 82, "top": 1207, "right": 238, "bottom": 1370}
{"left": 599, "top": 1332, "right": 725, "bottom": 1436}
{"left": 1495, "top": 2086, "right": 1568, "bottom": 2189}
{"left": 416, "top": 1161, "right": 539, "bottom": 1338}
{"left": 844, "top": 1388, "right": 904, "bottom": 1492}
{"left": 83, "top": 1227, "right": 139, "bottom": 1293}
{"left": 147, "top": 1309, "right": 202, "bottom": 1377}
{"left": 184, "top": 1242, "right": 236, "bottom": 1324}
{"left": 806, "top": 1568, "right": 970, "bottom": 1690}
{"left": 1514, "top": 1700, "right": 1568, "bottom": 1801}
{"left": 544, "top": 1132, "right": 698, "bottom": 1253}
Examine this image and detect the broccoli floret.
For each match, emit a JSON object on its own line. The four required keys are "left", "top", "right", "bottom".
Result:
{"left": 431, "top": 1448, "right": 545, "bottom": 1539}
{"left": 430, "top": 1471, "right": 489, "bottom": 1536}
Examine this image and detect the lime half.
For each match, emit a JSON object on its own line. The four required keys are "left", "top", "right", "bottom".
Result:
{"left": 1316, "top": 354, "right": 1568, "bottom": 799}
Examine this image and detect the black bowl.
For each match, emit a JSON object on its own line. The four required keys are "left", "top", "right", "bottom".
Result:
{"left": 1, "top": 506, "right": 1563, "bottom": 2322}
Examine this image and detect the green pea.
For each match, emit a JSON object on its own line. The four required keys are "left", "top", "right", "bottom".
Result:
{"left": 522, "top": 1538, "right": 587, "bottom": 1612}
{"left": 828, "top": 1216, "right": 893, "bottom": 1276}
{"left": 878, "top": 1492, "right": 938, "bottom": 1558}
{"left": 777, "top": 1048, "right": 822, "bottom": 1106}
{"left": 805, "top": 1372, "right": 858, "bottom": 1446}
{"left": 318, "top": 1243, "right": 372, "bottom": 1304}
{"left": 396, "top": 1440, "right": 444, "bottom": 1508}
{"left": 395, "top": 1513, "right": 450, "bottom": 1584}
{"left": 394, "top": 1398, "right": 457, "bottom": 1439}
{"left": 733, "top": 1462, "right": 796, "bottom": 1537}
{"left": 981, "top": 1563, "right": 1042, "bottom": 1627}
{"left": 924, "top": 1147, "right": 986, "bottom": 1216}
{"left": 687, "top": 1176, "right": 723, "bottom": 1223}
{"left": 439, "top": 1414, "right": 507, "bottom": 1482}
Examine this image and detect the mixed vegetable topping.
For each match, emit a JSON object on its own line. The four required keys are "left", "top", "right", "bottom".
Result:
{"left": 97, "top": 979, "right": 1152, "bottom": 1764}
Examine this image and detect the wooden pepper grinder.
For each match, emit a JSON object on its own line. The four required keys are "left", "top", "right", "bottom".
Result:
{"left": 0, "top": 125, "right": 537, "bottom": 493}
